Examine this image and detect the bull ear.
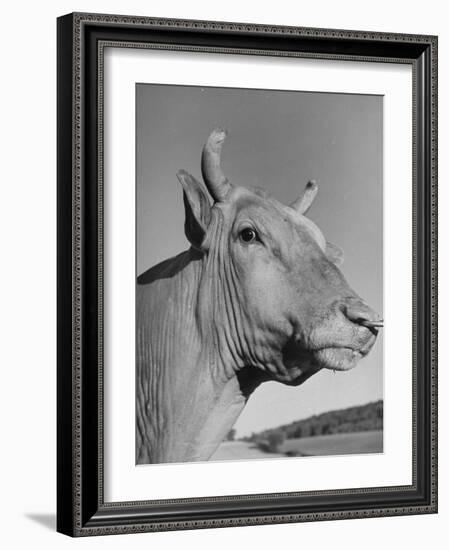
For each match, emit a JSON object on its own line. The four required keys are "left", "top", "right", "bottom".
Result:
{"left": 177, "top": 169, "right": 212, "bottom": 250}
{"left": 326, "top": 242, "right": 344, "bottom": 266}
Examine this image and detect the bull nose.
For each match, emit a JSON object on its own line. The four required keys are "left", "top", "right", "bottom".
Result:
{"left": 341, "top": 299, "right": 383, "bottom": 329}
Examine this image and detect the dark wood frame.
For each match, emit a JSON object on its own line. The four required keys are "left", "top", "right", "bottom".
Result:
{"left": 57, "top": 12, "right": 438, "bottom": 537}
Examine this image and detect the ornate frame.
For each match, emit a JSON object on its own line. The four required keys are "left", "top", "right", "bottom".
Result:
{"left": 57, "top": 12, "right": 438, "bottom": 536}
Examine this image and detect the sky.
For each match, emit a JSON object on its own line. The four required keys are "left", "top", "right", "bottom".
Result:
{"left": 136, "top": 84, "right": 383, "bottom": 437}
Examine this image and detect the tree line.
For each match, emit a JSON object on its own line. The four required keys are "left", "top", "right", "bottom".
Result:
{"left": 243, "top": 400, "right": 383, "bottom": 445}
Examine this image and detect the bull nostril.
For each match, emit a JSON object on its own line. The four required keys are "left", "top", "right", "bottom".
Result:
{"left": 341, "top": 300, "right": 383, "bottom": 329}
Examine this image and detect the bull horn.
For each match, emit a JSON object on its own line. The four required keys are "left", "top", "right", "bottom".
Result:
{"left": 201, "top": 128, "right": 233, "bottom": 202}
{"left": 290, "top": 180, "right": 318, "bottom": 214}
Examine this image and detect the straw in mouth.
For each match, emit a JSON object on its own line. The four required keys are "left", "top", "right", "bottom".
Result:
{"left": 359, "top": 319, "right": 384, "bottom": 329}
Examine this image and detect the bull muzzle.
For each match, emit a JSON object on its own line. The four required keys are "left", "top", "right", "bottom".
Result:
{"left": 340, "top": 299, "right": 383, "bottom": 331}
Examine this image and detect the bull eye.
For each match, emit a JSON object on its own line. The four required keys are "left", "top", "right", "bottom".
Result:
{"left": 240, "top": 227, "right": 257, "bottom": 243}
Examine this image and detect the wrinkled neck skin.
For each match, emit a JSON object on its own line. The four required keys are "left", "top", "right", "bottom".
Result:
{"left": 136, "top": 249, "right": 256, "bottom": 463}
{"left": 136, "top": 211, "right": 312, "bottom": 465}
{"left": 137, "top": 247, "right": 265, "bottom": 465}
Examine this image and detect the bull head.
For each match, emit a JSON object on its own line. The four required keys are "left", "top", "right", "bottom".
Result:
{"left": 177, "top": 128, "right": 382, "bottom": 383}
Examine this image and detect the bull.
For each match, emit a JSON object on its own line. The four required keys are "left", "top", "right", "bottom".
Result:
{"left": 136, "top": 128, "right": 382, "bottom": 464}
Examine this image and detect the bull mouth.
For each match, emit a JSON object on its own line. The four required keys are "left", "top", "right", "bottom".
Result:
{"left": 313, "top": 347, "right": 365, "bottom": 371}
{"left": 281, "top": 331, "right": 377, "bottom": 383}
{"left": 312, "top": 337, "right": 376, "bottom": 371}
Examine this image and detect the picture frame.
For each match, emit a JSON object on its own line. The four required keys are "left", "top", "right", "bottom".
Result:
{"left": 57, "top": 12, "right": 438, "bottom": 537}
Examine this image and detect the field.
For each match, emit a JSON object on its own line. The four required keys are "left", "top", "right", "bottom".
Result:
{"left": 211, "top": 441, "right": 283, "bottom": 460}
{"left": 211, "top": 430, "right": 383, "bottom": 461}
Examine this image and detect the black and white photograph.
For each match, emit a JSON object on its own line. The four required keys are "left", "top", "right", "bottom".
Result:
{"left": 135, "top": 84, "right": 384, "bottom": 465}
{"left": 51, "top": 8, "right": 437, "bottom": 540}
